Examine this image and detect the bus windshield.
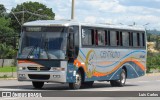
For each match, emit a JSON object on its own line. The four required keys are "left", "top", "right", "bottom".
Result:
{"left": 18, "top": 27, "right": 67, "bottom": 59}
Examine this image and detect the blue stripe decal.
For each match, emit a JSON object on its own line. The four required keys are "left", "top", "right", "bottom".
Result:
{"left": 79, "top": 49, "right": 86, "bottom": 59}
{"left": 96, "top": 50, "right": 146, "bottom": 68}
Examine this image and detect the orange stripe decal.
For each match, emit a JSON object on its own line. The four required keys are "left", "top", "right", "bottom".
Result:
{"left": 74, "top": 57, "right": 145, "bottom": 77}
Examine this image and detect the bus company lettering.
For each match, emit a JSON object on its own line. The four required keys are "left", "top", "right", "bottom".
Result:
{"left": 100, "top": 51, "right": 120, "bottom": 59}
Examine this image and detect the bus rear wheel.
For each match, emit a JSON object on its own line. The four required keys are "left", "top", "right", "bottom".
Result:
{"left": 110, "top": 69, "right": 126, "bottom": 87}
{"left": 69, "top": 71, "right": 82, "bottom": 89}
{"left": 32, "top": 81, "right": 44, "bottom": 89}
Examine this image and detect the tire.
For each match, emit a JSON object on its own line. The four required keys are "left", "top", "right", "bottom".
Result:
{"left": 82, "top": 81, "right": 94, "bottom": 88}
{"left": 32, "top": 81, "right": 44, "bottom": 89}
{"left": 110, "top": 80, "right": 117, "bottom": 87}
{"left": 69, "top": 71, "right": 82, "bottom": 89}
{"left": 110, "top": 69, "right": 126, "bottom": 87}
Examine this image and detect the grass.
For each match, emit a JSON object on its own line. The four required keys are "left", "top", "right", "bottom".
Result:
{"left": 0, "top": 66, "right": 16, "bottom": 72}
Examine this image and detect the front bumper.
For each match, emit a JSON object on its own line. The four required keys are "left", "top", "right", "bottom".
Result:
{"left": 18, "top": 71, "right": 67, "bottom": 83}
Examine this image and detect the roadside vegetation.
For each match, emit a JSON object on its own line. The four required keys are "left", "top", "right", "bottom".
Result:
{"left": 0, "top": 66, "right": 16, "bottom": 78}
{"left": 0, "top": 66, "right": 16, "bottom": 72}
{"left": 147, "top": 33, "right": 160, "bottom": 73}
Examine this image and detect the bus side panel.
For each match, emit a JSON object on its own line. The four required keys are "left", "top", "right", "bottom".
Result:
{"left": 74, "top": 48, "right": 146, "bottom": 82}
{"left": 82, "top": 62, "right": 145, "bottom": 81}
{"left": 120, "top": 62, "right": 145, "bottom": 79}
{"left": 84, "top": 68, "right": 123, "bottom": 81}
{"left": 80, "top": 62, "right": 145, "bottom": 82}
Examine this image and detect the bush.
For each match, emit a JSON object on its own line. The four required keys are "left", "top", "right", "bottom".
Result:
{"left": 147, "top": 52, "right": 160, "bottom": 73}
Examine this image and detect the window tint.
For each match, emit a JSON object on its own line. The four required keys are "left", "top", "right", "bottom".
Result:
{"left": 116, "top": 31, "right": 119, "bottom": 46}
{"left": 116, "top": 31, "right": 123, "bottom": 46}
{"left": 122, "top": 32, "right": 129, "bottom": 47}
{"left": 110, "top": 31, "right": 117, "bottom": 46}
{"left": 133, "top": 32, "right": 137, "bottom": 47}
{"left": 98, "top": 30, "right": 105, "bottom": 46}
{"left": 95, "top": 30, "right": 98, "bottom": 45}
{"left": 142, "top": 33, "right": 145, "bottom": 46}
{"left": 105, "top": 31, "right": 110, "bottom": 46}
{"left": 82, "top": 28, "right": 92, "bottom": 46}
{"left": 73, "top": 26, "right": 79, "bottom": 47}
{"left": 73, "top": 26, "right": 79, "bottom": 56}
{"left": 120, "top": 32, "right": 123, "bottom": 46}
{"left": 137, "top": 33, "right": 140, "bottom": 46}
{"left": 140, "top": 33, "right": 143, "bottom": 47}
{"left": 81, "top": 26, "right": 146, "bottom": 48}
{"left": 129, "top": 32, "right": 133, "bottom": 46}
{"left": 91, "top": 30, "right": 95, "bottom": 45}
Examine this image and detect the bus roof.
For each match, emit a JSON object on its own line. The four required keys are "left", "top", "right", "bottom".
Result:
{"left": 23, "top": 20, "right": 145, "bottom": 31}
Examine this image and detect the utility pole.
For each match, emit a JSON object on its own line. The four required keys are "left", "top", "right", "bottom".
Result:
{"left": 71, "top": 0, "right": 75, "bottom": 20}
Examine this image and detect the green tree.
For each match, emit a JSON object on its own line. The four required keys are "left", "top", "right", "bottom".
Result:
{"left": 0, "top": 17, "right": 17, "bottom": 67}
{"left": 0, "top": 4, "right": 6, "bottom": 17}
{"left": 0, "top": 17, "right": 17, "bottom": 58}
{"left": 10, "top": 1, "right": 55, "bottom": 33}
{"left": 0, "top": 43, "right": 16, "bottom": 58}
{"left": 0, "top": 17, "right": 16, "bottom": 45}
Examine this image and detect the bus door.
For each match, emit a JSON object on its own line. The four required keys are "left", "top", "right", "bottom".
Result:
{"left": 68, "top": 27, "right": 75, "bottom": 63}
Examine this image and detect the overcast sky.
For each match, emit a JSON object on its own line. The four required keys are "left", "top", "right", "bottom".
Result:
{"left": 0, "top": 0, "right": 160, "bottom": 30}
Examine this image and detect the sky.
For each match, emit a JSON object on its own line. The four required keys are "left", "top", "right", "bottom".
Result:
{"left": 0, "top": 0, "right": 160, "bottom": 30}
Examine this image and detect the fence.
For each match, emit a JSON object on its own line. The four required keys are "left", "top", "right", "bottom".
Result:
{"left": 0, "top": 59, "right": 15, "bottom": 67}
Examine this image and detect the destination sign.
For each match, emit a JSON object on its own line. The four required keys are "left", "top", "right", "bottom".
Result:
{"left": 26, "top": 27, "right": 42, "bottom": 32}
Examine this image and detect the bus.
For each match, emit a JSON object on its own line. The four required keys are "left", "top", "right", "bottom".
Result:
{"left": 17, "top": 20, "right": 147, "bottom": 89}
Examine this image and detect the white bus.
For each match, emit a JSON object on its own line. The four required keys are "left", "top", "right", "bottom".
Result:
{"left": 17, "top": 20, "right": 147, "bottom": 89}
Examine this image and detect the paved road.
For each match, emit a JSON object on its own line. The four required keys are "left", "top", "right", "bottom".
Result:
{"left": 0, "top": 75, "right": 160, "bottom": 99}
{"left": 0, "top": 75, "right": 160, "bottom": 91}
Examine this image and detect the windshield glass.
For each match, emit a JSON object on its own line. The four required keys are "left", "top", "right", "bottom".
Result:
{"left": 18, "top": 27, "right": 67, "bottom": 59}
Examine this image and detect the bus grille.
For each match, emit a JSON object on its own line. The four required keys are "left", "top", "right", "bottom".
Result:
{"left": 28, "top": 74, "right": 50, "bottom": 80}
{"left": 27, "top": 67, "right": 51, "bottom": 71}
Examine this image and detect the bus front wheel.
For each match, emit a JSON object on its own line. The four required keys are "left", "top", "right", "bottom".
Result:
{"left": 32, "top": 81, "right": 44, "bottom": 89}
{"left": 110, "top": 69, "right": 126, "bottom": 87}
{"left": 69, "top": 71, "right": 82, "bottom": 89}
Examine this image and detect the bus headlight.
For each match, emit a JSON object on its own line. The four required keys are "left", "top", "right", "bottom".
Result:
{"left": 51, "top": 67, "right": 65, "bottom": 71}
{"left": 19, "top": 67, "right": 26, "bottom": 70}
{"left": 19, "top": 74, "right": 26, "bottom": 79}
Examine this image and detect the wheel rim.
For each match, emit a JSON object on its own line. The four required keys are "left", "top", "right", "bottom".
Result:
{"left": 121, "top": 72, "right": 126, "bottom": 84}
{"left": 75, "top": 73, "right": 81, "bottom": 86}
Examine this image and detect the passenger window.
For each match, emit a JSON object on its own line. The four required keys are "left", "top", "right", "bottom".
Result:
{"left": 120, "top": 32, "right": 122, "bottom": 46}
{"left": 122, "top": 32, "right": 129, "bottom": 47}
{"left": 110, "top": 31, "right": 117, "bottom": 46}
{"left": 105, "top": 30, "right": 110, "bottom": 46}
{"left": 91, "top": 30, "right": 95, "bottom": 45}
{"left": 142, "top": 33, "right": 145, "bottom": 47}
{"left": 82, "top": 28, "right": 92, "bottom": 46}
{"left": 116, "top": 31, "right": 123, "bottom": 46}
{"left": 129, "top": 32, "right": 133, "bottom": 46}
{"left": 95, "top": 30, "right": 98, "bottom": 45}
{"left": 133, "top": 32, "right": 137, "bottom": 47}
{"left": 107, "top": 31, "right": 110, "bottom": 46}
{"left": 97, "top": 30, "right": 105, "bottom": 46}
{"left": 137, "top": 33, "right": 140, "bottom": 46}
